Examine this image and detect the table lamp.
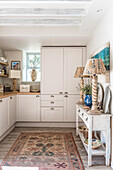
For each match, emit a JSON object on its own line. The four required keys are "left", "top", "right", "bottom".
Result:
{"left": 9, "top": 70, "right": 21, "bottom": 92}
{"left": 74, "top": 67, "right": 85, "bottom": 104}
{"left": 83, "top": 58, "right": 106, "bottom": 112}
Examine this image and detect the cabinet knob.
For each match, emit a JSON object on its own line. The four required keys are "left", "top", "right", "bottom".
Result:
{"left": 10, "top": 97, "right": 12, "bottom": 99}
{"left": 50, "top": 95, "right": 54, "bottom": 97}
{"left": 50, "top": 108, "right": 54, "bottom": 110}
{"left": 64, "top": 92, "right": 68, "bottom": 94}
{"left": 78, "top": 109, "right": 80, "bottom": 112}
{"left": 0, "top": 100, "right": 2, "bottom": 102}
{"left": 64, "top": 95, "right": 68, "bottom": 97}
{"left": 36, "top": 95, "right": 40, "bottom": 97}
{"left": 86, "top": 117, "right": 88, "bottom": 121}
{"left": 59, "top": 92, "right": 63, "bottom": 94}
{"left": 51, "top": 101, "right": 54, "bottom": 104}
{"left": 82, "top": 113, "right": 84, "bottom": 116}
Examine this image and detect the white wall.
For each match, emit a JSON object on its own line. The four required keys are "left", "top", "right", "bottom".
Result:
{"left": 87, "top": 5, "right": 113, "bottom": 167}
{"left": 3, "top": 51, "right": 22, "bottom": 90}
{"left": 3, "top": 50, "right": 40, "bottom": 90}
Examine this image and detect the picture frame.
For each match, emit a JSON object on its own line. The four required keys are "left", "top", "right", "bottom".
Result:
{"left": 11, "top": 61, "right": 20, "bottom": 70}
{"left": 91, "top": 42, "right": 110, "bottom": 83}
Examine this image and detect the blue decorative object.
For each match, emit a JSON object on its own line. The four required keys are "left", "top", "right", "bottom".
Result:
{"left": 3, "top": 66, "right": 6, "bottom": 75}
{"left": 84, "top": 95, "right": 92, "bottom": 107}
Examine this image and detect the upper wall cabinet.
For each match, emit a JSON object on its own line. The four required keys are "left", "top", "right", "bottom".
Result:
{"left": 64, "top": 47, "right": 84, "bottom": 94}
{"left": 41, "top": 47, "right": 86, "bottom": 94}
{"left": 41, "top": 48, "right": 64, "bottom": 94}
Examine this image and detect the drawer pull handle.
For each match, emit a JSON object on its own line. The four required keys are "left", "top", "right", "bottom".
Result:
{"left": 51, "top": 101, "right": 54, "bottom": 104}
{"left": 51, "top": 95, "right": 54, "bottom": 97}
{"left": 59, "top": 92, "right": 63, "bottom": 94}
{"left": 64, "top": 95, "right": 68, "bottom": 97}
{"left": 82, "top": 113, "right": 84, "bottom": 116}
{"left": 10, "top": 97, "right": 12, "bottom": 99}
{"left": 50, "top": 108, "right": 54, "bottom": 110}
{"left": 36, "top": 95, "right": 40, "bottom": 97}
{"left": 86, "top": 118, "right": 88, "bottom": 121}
{"left": 0, "top": 100, "right": 2, "bottom": 102}
{"left": 64, "top": 92, "right": 68, "bottom": 94}
{"left": 78, "top": 109, "right": 80, "bottom": 112}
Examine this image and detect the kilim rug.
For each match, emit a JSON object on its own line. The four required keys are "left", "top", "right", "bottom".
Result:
{"left": 0, "top": 133, "right": 85, "bottom": 170}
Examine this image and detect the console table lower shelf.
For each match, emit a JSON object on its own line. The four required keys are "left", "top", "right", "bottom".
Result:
{"left": 78, "top": 129, "right": 105, "bottom": 156}
{"left": 76, "top": 104, "right": 111, "bottom": 167}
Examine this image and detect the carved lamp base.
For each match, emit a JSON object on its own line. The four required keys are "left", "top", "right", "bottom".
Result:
{"left": 91, "top": 75, "right": 99, "bottom": 113}
{"left": 78, "top": 77, "right": 84, "bottom": 105}
{"left": 13, "top": 78, "right": 18, "bottom": 92}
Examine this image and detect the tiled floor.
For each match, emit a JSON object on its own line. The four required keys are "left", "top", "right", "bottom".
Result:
{"left": 0, "top": 127, "right": 112, "bottom": 170}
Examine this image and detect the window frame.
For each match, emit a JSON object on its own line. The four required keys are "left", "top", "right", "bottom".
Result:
{"left": 26, "top": 52, "right": 40, "bottom": 82}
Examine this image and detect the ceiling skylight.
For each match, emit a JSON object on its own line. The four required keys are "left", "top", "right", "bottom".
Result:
{"left": 0, "top": 0, "right": 92, "bottom": 26}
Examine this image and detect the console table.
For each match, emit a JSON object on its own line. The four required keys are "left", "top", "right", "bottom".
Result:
{"left": 76, "top": 104, "right": 111, "bottom": 167}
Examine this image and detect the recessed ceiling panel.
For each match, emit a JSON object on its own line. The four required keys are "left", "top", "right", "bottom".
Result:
{"left": 0, "top": 8, "right": 85, "bottom": 16}
{"left": 0, "top": 0, "right": 92, "bottom": 26}
{"left": 0, "top": 18, "right": 82, "bottom": 25}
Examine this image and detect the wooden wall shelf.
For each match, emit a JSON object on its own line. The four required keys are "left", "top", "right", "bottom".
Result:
{"left": 0, "top": 61, "right": 8, "bottom": 66}
{"left": 0, "top": 74, "right": 8, "bottom": 77}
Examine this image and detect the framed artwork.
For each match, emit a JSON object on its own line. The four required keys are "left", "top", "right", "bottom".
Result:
{"left": 11, "top": 61, "right": 20, "bottom": 70}
{"left": 91, "top": 42, "right": 110, "bottom": 83}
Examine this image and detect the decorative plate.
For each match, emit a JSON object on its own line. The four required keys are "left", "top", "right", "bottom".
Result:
{"left": 31, "top": 89, "right": 40, "bottom": 92}
{"left": 103, "top": 86, "right": 111, "bottom": 114}
{"left": 97, "top": 83, "right": 104, "bottom": 109}
{"left": 84, "top": 138, "right": 101, "bottom": 149}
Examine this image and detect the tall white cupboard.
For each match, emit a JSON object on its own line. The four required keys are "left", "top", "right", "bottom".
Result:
{"left": 41, "top": 47, "right": 86, "bottom": 122}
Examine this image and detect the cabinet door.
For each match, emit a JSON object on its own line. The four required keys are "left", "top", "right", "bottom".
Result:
{"left": 64, "top": 47, "right": 84, "bottom": 94}
{"left": 64, "top": 95, "right": 79, "bottom": 122}
{"left": 36, "top": 95, "right": 41, "bottom": 121}
{"left": 0, "top": 98, "right": 9, "bottom": 136}
{"left": 9, "top": 96, "right": 16, "bottom": 126}
{"left": 41, "top": 47, "right": 64, "bottom": 94}
{"left": 18, "top": 95, "right": 38, "bottom": 121}
{"left": 41, "top": 107, "right": 64, "bottom": 122}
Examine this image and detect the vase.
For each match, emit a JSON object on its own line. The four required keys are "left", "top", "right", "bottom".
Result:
{"left": 84, "top": 95, "right": 92, "bottom": 107}
{"left": 31, "top": 68, "right": 37, "bottom": 81}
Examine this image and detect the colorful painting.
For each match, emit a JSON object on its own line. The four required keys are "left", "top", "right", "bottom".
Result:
{"left": 11, "top": 61, "right": 20, "bottom": 70}
{"left": 91, "top": 42, "right": 110, "bottom": 83}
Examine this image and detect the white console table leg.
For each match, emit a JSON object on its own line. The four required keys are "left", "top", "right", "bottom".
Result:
{"left": 88, "top": 116, "right": 92, "bottom": 166}
{"left": 106, "top": 118, "right": 110, "bottom": 166}
{"left": 76, "top": 107, "right": 78, "bottom": 136}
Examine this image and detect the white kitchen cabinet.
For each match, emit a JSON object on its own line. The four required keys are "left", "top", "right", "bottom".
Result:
{"left": 18, "top": 95, "right": 40, "bottom": 121}
{"left": 41, "top": 47, "right": 64, "bottom": 94}
{"left": 41, "top": 47, "right": 86, "bottom": 95}
{"left": 64, "top": 47, "right": 84, "bottom": 94}
{"left": 41, "top": 94, "right": 64, "bottom": 122}
{"left": 0, "top": 98, "right": 9, "bottom": 136}
{"left": 9, "top": 96, "right": 16, "bottom": 127}
{"left": 41, "top": 107, "right": 64, "bottom": 122}
{"left": 64, "top": 95, "right": 79, "bottom": 122}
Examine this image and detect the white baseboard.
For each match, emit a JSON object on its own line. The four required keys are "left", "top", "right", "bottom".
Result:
{"left": 16, "top": 122, "right": 76, "bottom": 128}
{"left": 0, "top": 124, "right": 15, "bottom": 142}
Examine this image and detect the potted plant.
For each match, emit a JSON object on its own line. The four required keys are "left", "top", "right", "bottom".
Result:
{"left": 82, "top": 84, "right": 92, "bottom": 107}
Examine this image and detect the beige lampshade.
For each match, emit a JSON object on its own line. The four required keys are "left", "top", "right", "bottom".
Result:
{"left": 74, "top": 67, "right": 84, "bottom": 78}
{"left": 83, "top": 59, "right": 106, "bottom": 76}
{"left": 9, "top": 70, "right": 21, "bottom": 79}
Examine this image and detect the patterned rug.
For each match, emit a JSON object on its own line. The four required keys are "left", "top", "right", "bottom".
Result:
{"left": 0, "top": 133, "right": 84, "bottom": 170}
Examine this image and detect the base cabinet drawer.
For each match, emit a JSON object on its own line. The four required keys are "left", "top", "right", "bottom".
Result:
{"left": 41, "top": 95, "right": 64, "bottom": 100}
{"left": 41, "top": 100, "right": 64, "bottom": 107}
{"left": 41, "top": 107, "right": 64, "bottom": 121}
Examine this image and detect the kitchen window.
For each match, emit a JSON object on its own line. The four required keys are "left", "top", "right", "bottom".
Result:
{"left": 23, "top": 52, "right": 40, "bottom": 82}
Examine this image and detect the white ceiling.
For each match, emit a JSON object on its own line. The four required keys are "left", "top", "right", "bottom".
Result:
{"left": 0, "top": 0, "right": 113, "bottom": 50}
